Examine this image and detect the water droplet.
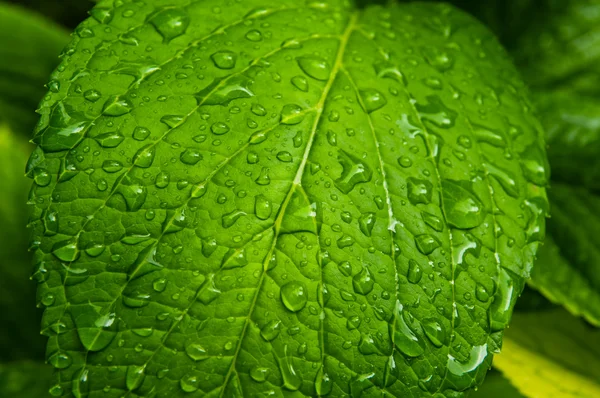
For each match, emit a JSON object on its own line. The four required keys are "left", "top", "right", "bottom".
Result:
{"left": 415, "top": 234, "right": 440, "bottom": 255}
{"left": 337, "top": 234, "right": 355, "bottom": 249}
{"left": 222, "top": 210, "right": 246, "bottom": 228}
{"left": 489, "top": 268, "right": 521, "bottom": 332}
{"left": 155, "top": 171, "right": 170, "bottom": 188}
{"left": 126, "top": 365, "right": 145, "bottom": 391}
{"left": 52, "top": 239, "right": 79, "bottom": 262}
{"left": 116, "top": 176, "right": 147, "bottom": 211}
{"left": 485, "top": 162, "right": 519, "bottom": 198}
{"left": 421, "top": 211, "right": 444, "bottom": 232}
{"left": 447, "top": 344, "right": 489, "bottom": 390}
{"left": 280, "top": 104, "right": 305, "bottom": 125}
{"left": 441, "top": 180, "right": 485, "bottom": 229}
{"left": 407, "top": 178, "right": 433, "bottom": 205}
{"left": 196, "top": 75, "right": 254, "bottom": 106}
{"left": 281, "top": 281, "right": 308, "bottom": 312}
{"left": 211, "top": 51, "right": 237, "bottom": 69}
{"left": 161, "top": 114, "right": 185, "bottom": 128}
{"left": 475, "top": 284, "right": 490, "bottom": 302}
{"left": 94, "top": 132, "right": 124, "bottom": 148}
{"left": 358, "top": 212, "right": 376, "bottom": 237}
{"left": 102, "top": 95, "right": 132, "bottom": 116}
{"left": 335, "top": 150, "right": 372, "bottom": 194}
{"left": 48, "top": 350, "right": 72, "bottom": 369}
{"left": 398, "top": 156, "right": 412, "bottom": 168}
{"left": 407, "top": 260, "right": 422, "bottom": 284}
{"left": 520, "top": 143, "right": 549, "bottom": 186}
{"left": 315, "top": 367, "right": 332, "bottom": 395}
{"left": 211, "top": 122, "right": 230, "bottom": 135}
{"left": 180, "top": 374, "right": 199, "bottom": 393}
{"left": 358, "top": 334, "right": 379, "bottom": 355}
{"left": 415, "top": 95, "right": 457, "bottom": 129}
{"left": 245, "top": 29, "right": 262, "bottom": 41}
{"left": 291, "top": 75, "right": 309, "bottom": 92}
{"left": 153, "top": 278, "right": 167, "bottom": 292}
{"left": 180, "top": 148, "right": 203, "bottom": 165}
{"left": 473, "top": 124, "right": 506, "bottom": 147}
{"left": 392, "top": 303, "right": 425, "bottom": 357}
{"left": 297, "top": 56, "right": 331, "bottom": 81}
{"left": 353, "top": 267, "right": 374, "bottom": 294}
{"left": 186, "top": 343, "right": 209, "bottom": 361}
{"left": 261, "top": 319, "right": 281, "bottom": 341}
{"left": 374, "top": 61, "right": 407, "bottom": 85}
{"left": 421, "top": 318, "right": 446, "bottom": 347}
{"left": 255, "top": 167, "right": 271, "bottom": 185}
{"left": 277, "top": 151, "right": 293, "bottom": 162}
{"left": 133, "top": 144, "right": 156, "bottom": 168}
{"left": 255, "top": 195, "right": 272, "bottom": 220}
{"left": 84, "top": 89, "right": 101, "bottom": 102}
{"left": 102, "top": 160, "right": 123, "bottom": 173}
{"left": 149, "top": 8, "right": 190, "bottom": 42}
{"left": 250, "top": 367, "right": 270, "bottom": 383}
{"left": 359, "top": 89, "right": 387, "bottom": 113}
{"left": 132, "top": 126, "right": 150, "bottom": 141}
{"left": 278, "top": 345, "right": 302, "bottom": 391}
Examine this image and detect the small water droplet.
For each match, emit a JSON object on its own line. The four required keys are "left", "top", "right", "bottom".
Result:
{"left": 297, "top": 56, "right": 331, "bottom": 81}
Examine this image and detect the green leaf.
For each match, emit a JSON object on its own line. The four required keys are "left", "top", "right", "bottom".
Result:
{"left": 493, "top": 309, "right": 600, "bottom": 398}
{"left": 30, "top": 1, "right": 547, "bottom": 396}
{"left": 508, "top": 0, "right": 600, "bottom": 327}
{"left": 0, "top": 124, "right": 46, "bottom": 361}
{"left": 512, "top": 0, "right": 600, "bottom": 94}
{"left": 532, "top": 184, "right": 600, "bottom": 326}
{"left": 470, "top": 369, "right": 524, "bottom": 398}
{"left": 0, "top": 2, "right": 69, "bottom": 134}
{"left": 0, "top": 361, "right": 54, "bottom": 398}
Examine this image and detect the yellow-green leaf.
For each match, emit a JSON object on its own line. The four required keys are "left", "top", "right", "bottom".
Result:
{"left": 494, "top": 309, "right": 600, "bottom": 398}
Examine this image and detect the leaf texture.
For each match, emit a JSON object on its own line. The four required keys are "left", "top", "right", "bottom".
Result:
{"left": 493, "top": 309, "right": 600, "bottom": 398}
{"left": 29, "top": 0, "right": 547, "bottom": 396}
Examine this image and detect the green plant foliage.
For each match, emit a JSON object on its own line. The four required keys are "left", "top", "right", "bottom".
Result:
{"left": 507, "top": 0, "right": 600, "bottom": 327}
{"left": 0, "top": 124, "right": 46, "bottom": 361}
{"left": 0, "top": 361, "right": 54, "bottom": 398}
{"left": 0, "top": 2, "right": 69, "bottom": 134}
{"left": 470, "top": 369, "right": 524, "bottom": 398}
{"left": 29, "top": 0, "right": 548, "bottom": 396}
{"left": 512, "top": 0, "right": 600, "bottom": 94}
{"left": 493, "top": 309, "right": 600, "bottom": 397}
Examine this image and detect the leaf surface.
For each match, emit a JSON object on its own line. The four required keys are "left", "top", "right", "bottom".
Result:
{"left": 0, "top": 3, "right": 69, "bottom": 133}
{"left": 30, "top": 0, "right": 547, "bottom": 396}
{"left": 493, "top": 309, "right": 600, "bottom": 398}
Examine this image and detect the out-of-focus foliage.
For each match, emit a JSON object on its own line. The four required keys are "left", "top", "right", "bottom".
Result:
{"left": 0, "top": 2, "right": 69, "bottom": 134}
{"left": 0, "top": 123, "right": 46, "bottom": 361}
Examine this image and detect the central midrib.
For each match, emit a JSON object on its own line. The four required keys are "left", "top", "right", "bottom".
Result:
{"left": 218, "top": 10, "right": 360, "bottom": 396}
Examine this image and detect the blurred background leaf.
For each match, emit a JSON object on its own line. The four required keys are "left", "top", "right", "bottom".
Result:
{"left": 0, "top": 361, "right": 53, "bottom": 397}
{"left": 0, "top": 2, "right": 70, "bottom": 134}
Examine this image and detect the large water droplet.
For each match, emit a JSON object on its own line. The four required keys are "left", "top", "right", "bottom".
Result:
{"left": 211, "top": 51, "right": 237, "bottom": 69}
{"left": 133, "top": 144, "right": 156, "bottom": 168}
{"left": 250, "top": 367, "right": 270, "bottom": 383}
{"left": 315, "top": 367, "right": 332, "bottom": 395}
{"left": 116, "top": 176, "right": 147, "bottom": 212}
{"left": 374, "top": 61, "right": 407, "bottom": 85}
{"left": 196, "top": 75, "right": 254, "bottom": 106}
{"left": 102, "top": 95, "right": 132, "bottom": 116}
{"left": 358, "top": 212, "right": 376, "bottom": 237}
{"left": 254, "top": 195, "right": 272, "bottom": 220}
{"left": 149, "top": 8, "right": 190, "bottom": 42}
{"left": 48, "top": 350, "right": 72, "bottom": 369}
{"left": 520, "top": 143, "right": 549, "bottom": 186}
{"left": 94, "top": 132, "right": 124, "bottom": 148}
{"left": 359, "top": 89, "right": 387, "bottom": 113}
{"left": 407, "top": 178, "right": 433, "bottom": 205}
{"left": 296, "top": 56, "right": 331, "bottom": 81}
{"left": 415, "top": 95, "right": 457, "bottom": 129}
{"left": 261, "top": 319, "right": 281, "bottom": 341}
{"left": 126, "top": 365, "right": 145, "bottom": 391}
{"left": 280, "top": 104, "right": 305, "bottom": 125}
{"left": 281, "top": 281, "right": 308, "bottom": 312}
{"left": 186, "top": 343, "right": 209, "bottom": 361}
{"left": 407, "top": 259, "right": 422, "bottom": 284}
{"left": 180, "top": 148, "right": 203, "bottom": 165}
{"left": 334, "top": 150, "right": 372, "bottom": 194}
{"left": 415, "top": 234, "right": 440, "bottom": 255}
{"left": 392, "top": 303, "right": 425, "bottom": 357}
{"left": 421, "top": 318, "right": 446, "bottom": 347}
{"left": 352, "top": 267, "right": 374, "bottom": 295}
{"left": 291, "top": 75, "right": 309, "bottom": 92}
{"left": 179, "top": 374, "right": 199, "bottom": 393}
{"left": 278, "top": 345, "right": 302, "bottom": 391}
{"left": 447, "top": 344, "right": 489, "bottom": 390}
{"left": 441, "top": 180, "right": 485, "bottom": 229}
{"left": 489, "top": 268, "right": 521, "bottom": 332}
